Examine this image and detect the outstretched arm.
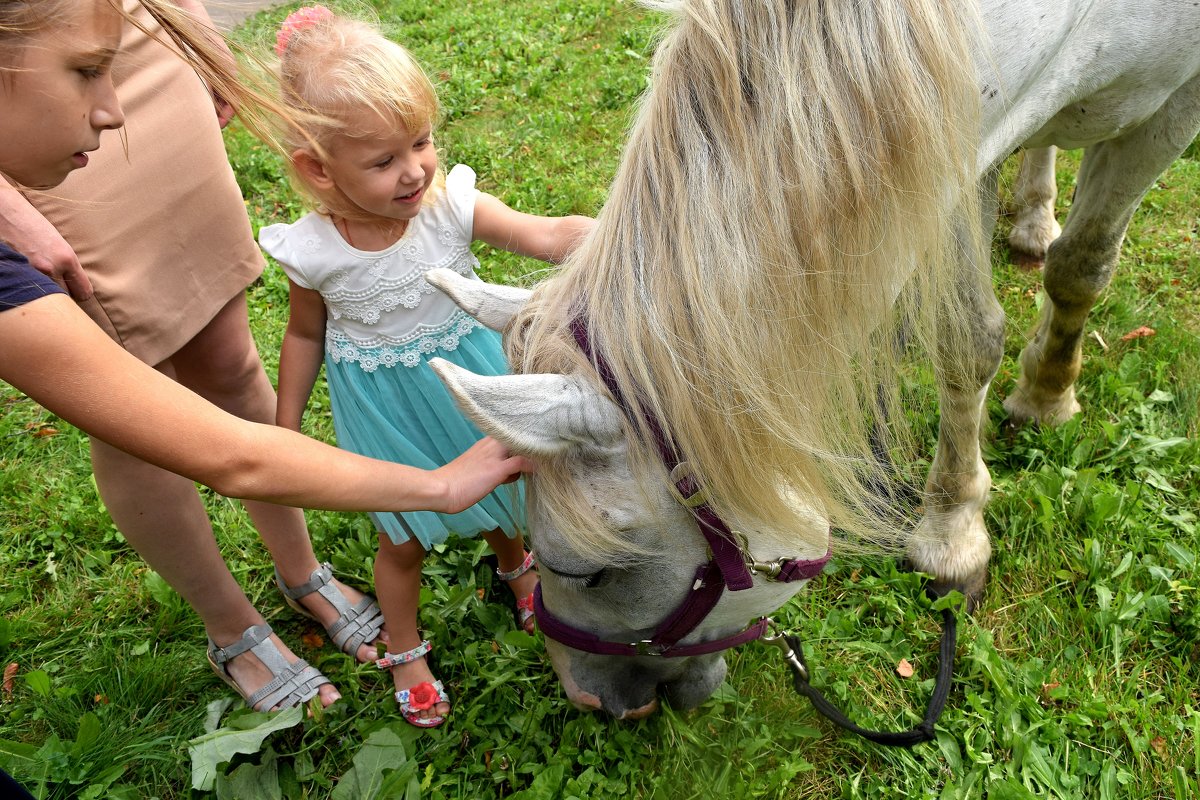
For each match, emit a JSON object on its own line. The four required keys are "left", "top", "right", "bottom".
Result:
{"left": 472, "top": 192, "right": 593, "bottom": 264}
{"left": 0, "top": 294, "right": 532, "bottom": 513}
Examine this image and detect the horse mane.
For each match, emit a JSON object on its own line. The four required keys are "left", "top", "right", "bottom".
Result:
{"left": 508, "top": 0, "right": 985, "bottom": 556}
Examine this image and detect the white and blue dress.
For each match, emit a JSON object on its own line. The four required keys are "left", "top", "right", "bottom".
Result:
{"left": 259, "top": 165, "right": 524, "bottom": 548}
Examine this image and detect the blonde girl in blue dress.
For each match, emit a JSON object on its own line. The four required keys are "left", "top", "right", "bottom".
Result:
{"left": 262, "top": 7, "right": 592, "bottom": 727}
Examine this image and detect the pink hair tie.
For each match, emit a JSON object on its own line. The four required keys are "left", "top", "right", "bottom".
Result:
{"left": 276, "top": 5, "right": 334, "bottom": 56}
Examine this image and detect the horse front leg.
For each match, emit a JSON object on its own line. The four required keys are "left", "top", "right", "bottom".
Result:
{"left": 908, "top": 174, "right": 1005, "bottom": 609}
{"left": 1004, "top": 77, "right": 1200, "bottom": 425}
{"left": 1007, "top": 146, "right": 1061, "bottom": 267}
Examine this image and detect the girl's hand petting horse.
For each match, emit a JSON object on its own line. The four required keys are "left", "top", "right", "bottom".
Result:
{"left": 433, "top": 437, "right": 534, "bottom": 515}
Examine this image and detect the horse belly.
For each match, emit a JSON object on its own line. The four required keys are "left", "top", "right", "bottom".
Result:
{"left": 1022, "top": 79, "right": 1189, "bottom": 150}
{"left": 980, "top": 0, "right": 1200, "bottom": 157}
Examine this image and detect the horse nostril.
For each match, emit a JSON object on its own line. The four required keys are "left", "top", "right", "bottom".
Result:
{"left": 617, "top": 698, "right": 660, "bottom": 720}
{"left": 570, "top": 692, "right": 604, "bottom": 712}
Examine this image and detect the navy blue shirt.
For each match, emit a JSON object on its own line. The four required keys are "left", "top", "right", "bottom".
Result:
{"left": 0, "top": 242, "right": 65, "bottom": 310}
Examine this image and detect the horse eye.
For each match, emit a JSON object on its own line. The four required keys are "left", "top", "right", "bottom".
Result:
{"left": 545, "top": 566, "right": 608, "bottom": 590}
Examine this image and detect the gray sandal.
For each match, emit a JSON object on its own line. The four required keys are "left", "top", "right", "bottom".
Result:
{"left": 275, "top": 562, "right": 386, "bottom": 658}
{"left": 207, "top": 623, "right": 331, "bottom": 711}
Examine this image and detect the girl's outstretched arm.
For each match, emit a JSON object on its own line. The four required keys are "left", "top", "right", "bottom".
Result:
{"left": 0, "top": 294, "right": 531, "bottom": 513}
{"left": 472, "top": 192, "right": 594, "bottom": 264}
{"left": 276, "top": 280, "right": 327, "bottom": 431}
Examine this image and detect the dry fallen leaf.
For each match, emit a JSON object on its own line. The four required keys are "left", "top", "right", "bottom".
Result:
{"left": 3, "top": 663, "right": 17, "bottom": 696}
{"left": 23, "top": 422, "right": 59, "bottom": 438}
{"left": 1121, "top": 325, "right": 1156, "bottom": 341}
{"left": 896, "top": 658, "right": 914, "bottom": 678}
{"left": 1150, "top": 736, "right": 1168, "bottom": 759}
{"left": 301, "top": 631, "right": 325, "bottom": 650}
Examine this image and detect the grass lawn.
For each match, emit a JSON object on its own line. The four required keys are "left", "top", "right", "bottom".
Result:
{"left": 1, "top": 1, "right": 1198, "bottom": 797}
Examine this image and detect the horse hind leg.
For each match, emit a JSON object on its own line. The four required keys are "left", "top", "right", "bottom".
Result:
{"left": 907, "top": 171, "right": 1005, "bottom": 610}
{"left": 1007, "top": 146, "right": 1061, "bottom": 267}
{"left": 1004, "top": 78, "right": 1200, "bottom": 426}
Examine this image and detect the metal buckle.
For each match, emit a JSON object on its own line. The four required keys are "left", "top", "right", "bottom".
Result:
{"left": 750, "top": 559, "right": 786, "bottom": 579}
{"left": 667, "top": 462, "right": 708, "bottom": 508}
{"left": 735, "top": 530, "right": 786, "bottom": 580}
{"left": 633, "top": 640, "right": 667, "bottom": 656}
{"left": 762, "top": 619, "right": 807, "bottom": 680}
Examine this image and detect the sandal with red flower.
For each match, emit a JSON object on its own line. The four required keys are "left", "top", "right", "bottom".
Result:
{"left": 376, "top": 640, "right": 450, "bottom": 728}
{"left": 496, "top": 551, "right": 537, "bottom": 634}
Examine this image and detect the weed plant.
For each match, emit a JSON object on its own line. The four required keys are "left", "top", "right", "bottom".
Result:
{"left": 1, "top": 1, "right": 1198, "bottom": 797}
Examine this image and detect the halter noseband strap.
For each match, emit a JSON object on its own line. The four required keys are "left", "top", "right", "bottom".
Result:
{"left": 527, "top": 319, "right": 830, "bottom": 658}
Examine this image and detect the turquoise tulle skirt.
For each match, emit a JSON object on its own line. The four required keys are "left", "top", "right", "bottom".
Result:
{"left": 324, "top": 326, "right": 525, "bottom": 548}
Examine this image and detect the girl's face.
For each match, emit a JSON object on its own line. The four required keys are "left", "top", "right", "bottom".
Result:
{"left": 0, "top": 0, "right": 124, "bottom": 189}
{"left": 320, "top": 108, "right": 439, "bottom": 224}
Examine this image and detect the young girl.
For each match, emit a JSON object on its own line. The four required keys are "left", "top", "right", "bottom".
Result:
{"left": 263, "top": 7, "right": 591, "bottom": 727}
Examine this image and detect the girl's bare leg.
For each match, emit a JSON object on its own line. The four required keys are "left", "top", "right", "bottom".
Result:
{"left": 89, "top": 437, "right": 341, "bottom": 707}
{"left": 483, "top": 528, "right": 538, "bottom": 631}
{"left": 168, "top": 293, "right": 381, "bottom": 662}
{"left": 375, "top": 535, "right": 449, "bottom": 721}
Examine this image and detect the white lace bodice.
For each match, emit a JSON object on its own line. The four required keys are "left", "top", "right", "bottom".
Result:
{"left": 259, "top": 165, "right": 485, "bottom": 370}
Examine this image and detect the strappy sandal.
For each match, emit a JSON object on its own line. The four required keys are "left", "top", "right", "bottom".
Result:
{"left": 207, "top": 623, "right": 332, "bottom": 711}
{"left": 496, "top": 551, "right": 537, "bottom": 634}
{"left": 376, "top": 640, "right": 450, "bottom": 728}
{"left": 275, "top": 562, "right": 386, "bottom": 659}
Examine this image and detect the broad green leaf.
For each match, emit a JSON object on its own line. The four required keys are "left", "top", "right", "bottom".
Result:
{"left": 77, "top": 764, "right": 130, "bottom": 800}
{"left": 23, "top": 669, "right": 50, "bottom": 697}
{"left": 0, "top": 737, "right": 39, "bottom": 767}
{"left": 501, "top": 629, "right": 538, "bottom": 649}
{"left": 508, "top": 763, "right": 565, "bottom": 800}
{"left": 986, "top": 777, "right": 1039, "bottom": 800}
{"left": 215, "top": 749, "right": 282, "bottom": 800}
{"left": 1164, "top": 542, "right": 1195, "bottom": 568}
{"left": 71, "top": 712, "right": 102, "bottom": 755}
{"left": 330, "top": 726, "right": 416, "bottom": 800}
{"left": 204, "top": 698, "right": 235, "bottom": 734}
{"left": 188, "top": 705, "right": 302, "bottom": 791}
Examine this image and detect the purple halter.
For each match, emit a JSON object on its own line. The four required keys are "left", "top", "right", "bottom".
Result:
{"left": 528, "top": 319, "right": 831, "bottom": 658}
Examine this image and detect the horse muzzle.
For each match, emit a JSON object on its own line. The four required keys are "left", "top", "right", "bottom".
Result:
{"left": 545, "top": 638, "right": 727, "bottom": 719}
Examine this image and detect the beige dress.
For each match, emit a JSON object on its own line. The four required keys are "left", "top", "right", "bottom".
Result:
{"left": 27, "top": 3, "right": 263, "bottom": 366}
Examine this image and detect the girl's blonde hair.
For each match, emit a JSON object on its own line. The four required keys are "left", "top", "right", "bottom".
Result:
{"left": 1, "top": 0, "right": 291, "bottom": 152}
{"left": 275, "top": 8, "right": 445, "bottom": 220}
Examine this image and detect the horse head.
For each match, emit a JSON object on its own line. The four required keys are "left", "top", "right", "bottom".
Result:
{"left": 427, "top": 268, "right": 828, "bottom": 718}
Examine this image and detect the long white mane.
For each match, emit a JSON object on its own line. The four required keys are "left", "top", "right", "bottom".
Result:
{"left": 508, "top": 0, "right": 986, "bottom": 555}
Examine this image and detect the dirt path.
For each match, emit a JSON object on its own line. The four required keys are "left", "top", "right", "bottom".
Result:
{"left": 204, "top": 0, "right": 282, "bottom": 31}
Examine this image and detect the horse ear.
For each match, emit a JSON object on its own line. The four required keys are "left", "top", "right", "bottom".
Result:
{"left": 429, "top": 358, "right": 625, "bottom": 457}
{"left": 426, "top": 268, "right": 531, "bottom": 332}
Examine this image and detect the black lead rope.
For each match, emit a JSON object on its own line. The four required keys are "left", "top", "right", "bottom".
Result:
{"left": 769, "top": 606, "right": 957, "bottom": 748}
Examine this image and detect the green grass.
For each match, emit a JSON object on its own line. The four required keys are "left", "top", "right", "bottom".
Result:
{"left": 2, "top": 1, "right": 1199, "bottom": 797}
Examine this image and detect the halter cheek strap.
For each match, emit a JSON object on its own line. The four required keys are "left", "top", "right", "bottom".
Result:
{"left": 527, "top": 319, "right": 830, "bottom": 658}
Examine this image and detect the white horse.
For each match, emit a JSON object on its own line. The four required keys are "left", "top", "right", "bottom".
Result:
{"left": 429, "top": 0, "right": 1200, "bottom": 718}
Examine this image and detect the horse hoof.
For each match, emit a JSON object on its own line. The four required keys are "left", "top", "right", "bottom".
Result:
{"left": 1011, "top": 251, "right": 1045, "bottom": 271}
{"left": 924, "top": 567, "right": 987, "bottom": 614}
{"left": 898, "top": 558, "right": 986, "bottom": 613}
